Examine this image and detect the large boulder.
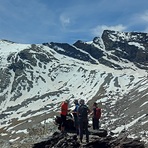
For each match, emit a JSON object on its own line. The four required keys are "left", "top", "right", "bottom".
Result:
{"left": 54, "top": 114, "right": 76, "bottom": 132}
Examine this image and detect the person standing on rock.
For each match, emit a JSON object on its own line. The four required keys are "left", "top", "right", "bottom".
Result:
{"left": 91, "top": 102, "right": 101, "bottom": 130}
{"left": 72, "top": 99, "right": 79, "bottom": 135}
{"left": 77, "top": 99, "right": 90, "bottom": 143}
{"left": 60, "top": 99, "right": 69, "bottom": 133}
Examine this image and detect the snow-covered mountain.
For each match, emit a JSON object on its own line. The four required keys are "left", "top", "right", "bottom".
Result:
{"left": 0, "top": 30, "right": 148, "bottom": 145}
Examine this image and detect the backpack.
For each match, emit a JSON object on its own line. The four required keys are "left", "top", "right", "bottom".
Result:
{"left": 95, "top": 108, "right": 101, "bottom": 119}
{"left": 73, "top": 104, "right": 79, "bottom": 118}
{"left": 78, "top": 105, "right": 88, "bottom": 120}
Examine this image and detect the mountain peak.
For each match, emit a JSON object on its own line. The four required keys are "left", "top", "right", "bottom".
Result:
{"left": 101, "top": 30, "right": 148, "bottom": 69}
{"left": 102, "top": 29, "right": 148, "bottom": 43}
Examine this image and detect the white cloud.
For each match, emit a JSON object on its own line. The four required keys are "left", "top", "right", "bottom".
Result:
{"left": 91, "top": 24, "right": 127, "bottom": 37}
{"left": 140, "top": 11, "right": 148, "bottom": 22}
{"left": 60, "top": 14, "right": 70, "bottom": 28}
{"left": 132, "top": 10, "right": 148, "bottom": 33}
{"left": 132, "top": 10, "right": 148, "bottom": 25}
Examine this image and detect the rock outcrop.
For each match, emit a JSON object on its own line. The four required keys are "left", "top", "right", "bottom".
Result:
{"left": 32, "top": 131, "right": 145, "bottom": 148}
{"left": 101, "top": 30, "right": 148, "bottom": 69}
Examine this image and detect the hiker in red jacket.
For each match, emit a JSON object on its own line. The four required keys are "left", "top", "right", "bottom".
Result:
{"left": 60, "top": 99, "right": 69, "bottom": 133}
{"left": 92, "top": 102, "right": 101, "bottom": 130}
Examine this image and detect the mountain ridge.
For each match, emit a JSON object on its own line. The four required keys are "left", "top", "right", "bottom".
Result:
{"left": 0, "top": 30, "right": 147, "bottom": 147}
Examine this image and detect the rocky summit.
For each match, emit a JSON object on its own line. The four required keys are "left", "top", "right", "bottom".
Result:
{"left": 0, "top": 30, "right": 148, "bottom": 147}
{"left": 31, "top": 115, "right": 143, "bottom": 148}
{"left": 32, "top": 131, "right": 145, "bottom": 148}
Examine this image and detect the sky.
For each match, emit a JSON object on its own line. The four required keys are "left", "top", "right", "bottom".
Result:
{"left": 0, "top": 0, "right": 148, "bottom": 44}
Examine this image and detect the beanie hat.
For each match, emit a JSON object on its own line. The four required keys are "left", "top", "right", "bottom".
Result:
{"left": 79, "top": 99, "right": 84, "bottom": 105}
{"left": 65, "top": 99, "right": 69, "bottom": 103}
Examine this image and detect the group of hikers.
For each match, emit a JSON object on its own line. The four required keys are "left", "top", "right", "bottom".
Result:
{"left": 60, "top": 99, "right": 101, "bottom": 143}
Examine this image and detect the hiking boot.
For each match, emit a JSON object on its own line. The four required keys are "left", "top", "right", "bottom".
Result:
{"left": 61, "top": 130, "right": 65, "bottom": 134}
{"left": 79, "top": 138, "right": 82, "bottom": 143}
{"left": 61, "top": 130, "right": 67, "bottom": 136}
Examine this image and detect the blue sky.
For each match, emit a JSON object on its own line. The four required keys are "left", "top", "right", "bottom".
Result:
{"left": 0, "top": 0, "right": 148, "bottom": 44}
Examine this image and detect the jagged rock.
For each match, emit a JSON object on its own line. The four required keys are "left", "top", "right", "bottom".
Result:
{"left": 32, "top": 132, "right": 80, "bottom": 148}
{"left": 102, "top": 30, "right": 148, "bottom": 69}
{"left": 43, "top": 42, "right": 97, "bottom": 64}
{"left": 90, "top": 129, "right": 108, "bottom": 137}
{"left": 32, "top": 131, "right": 145, "bottom": 148}
{"left": 73, "top": 40, "right": 104, "bottom": 60}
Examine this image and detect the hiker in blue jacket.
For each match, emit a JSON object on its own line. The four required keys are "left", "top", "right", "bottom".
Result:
{"left": 77, "top": 99, "right": 90, "bottom": 143}
{"left": 72, "top": 99, "right": 79, "bottom": 135}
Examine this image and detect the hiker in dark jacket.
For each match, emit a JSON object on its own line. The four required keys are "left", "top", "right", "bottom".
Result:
{"left": 77, "top": 99, "right": 90, "bottom": 143}
{"left": 72, "top": 99, "right": 79, "bottom": 135}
